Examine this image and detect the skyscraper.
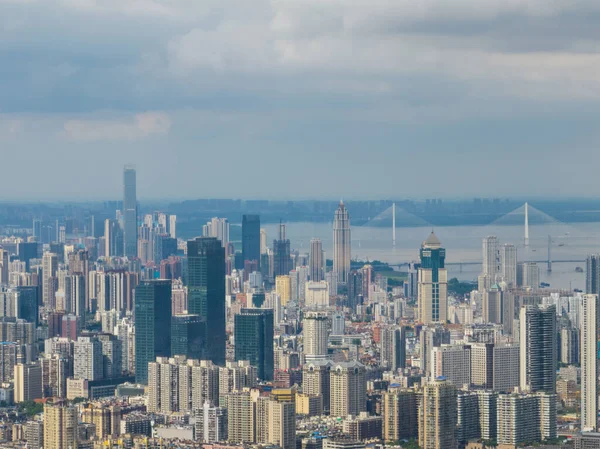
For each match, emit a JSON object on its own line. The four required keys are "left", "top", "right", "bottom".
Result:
{"left": 418, "top": 232, "right": 448, "bottom": 324}
{"left": 273, "top": 223, "right": 291, "bottom": 277}
{"left": 15, "top": 286, "right": 39, "bottom": 326}
{"left": 171, "top": 314, "right": 205, "bottom": 360}
{"left": 587, "top": 254, "right": 600, "bottom": 294}
{"left": 42, "top": 252, "right": 58, "bottom": 307}
{"left": 330, "top": 361, "right": 366, "bottom": 417}
{"left": 14, "top": 363, "right": 43, "bottom": 402}
{"left": 581, "top": 294, "right": 599, "bottom": 431}
{"left": 500, "top": 244, "right": 517, "bottom": 286}
{"left": 74, "top": 336, "right": 103, "bottom": 381}
{"left": 234, "top": 308, "right": 274, "bottom": 381}
{"left": 309, "top": 238, "right": 324, "bottom": 282}
{"left": 187, "top": 237, "right": 226, "bottom": 365}
{"left": 519, "top": 304, "right": 556, "bottom": 393}
{"left": 242, "top": 214, "right": 261, "bottom": 267}
{"left": 135, "top": 279, "right": 172, "bottom": 384}
{"left": 303, "top": 311, "right": 330, "bottom": 361}
{"left": 482, "top": 236, "right": 500, "bottom": 281}
{"left": 203, "top": 217, "right": 230, "bottom": 248}
{"left": 123, "top": 165, "right": 137, "bottom": 258}
{"left": 104, "top": 218, "right": 124, "bottom": 258}
{"left": 517, "top": 262, "right": 540, "bottom": 289}
{"left": 419, "top": 378, "right": 458, "bottom": 449}
{"left": 333, "top": 201, "right": 351, "bottom": 285}
{"left": 380, "top": 326, "right": 406, "bottom": 371}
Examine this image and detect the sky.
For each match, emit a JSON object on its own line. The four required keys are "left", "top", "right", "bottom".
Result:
{"left": 2, "top": 0, "right": 600, "bottom": 200}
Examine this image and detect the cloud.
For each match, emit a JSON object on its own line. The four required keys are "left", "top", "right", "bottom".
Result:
{"left": 62, "top": 111, "right": 171, "bottom": 141}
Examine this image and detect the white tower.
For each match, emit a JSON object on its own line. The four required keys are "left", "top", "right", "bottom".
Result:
{"left": 581, "top": 294, "right": 599, "bottom": 431}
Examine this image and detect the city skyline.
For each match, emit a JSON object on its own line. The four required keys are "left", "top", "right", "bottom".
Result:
{"left": 2, "top": 1, "right": 600, "bottom": 447}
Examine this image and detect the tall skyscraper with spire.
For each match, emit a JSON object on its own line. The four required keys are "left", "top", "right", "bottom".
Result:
{"left": 273, "top": 222, "right": 291, "bottom": 277}
{"left": 123, "top": 165, "right": 137, "bottom": 258}
{"left": 333, "top": 201, "right": 351, "bottom": 285}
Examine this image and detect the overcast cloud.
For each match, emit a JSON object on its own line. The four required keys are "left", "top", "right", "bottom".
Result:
{"left": 1, "top": 0, "right": 600, "bottom": 200}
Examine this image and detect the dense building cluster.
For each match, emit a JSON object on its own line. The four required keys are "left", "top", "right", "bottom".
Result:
{"left": 0, "top": 167, "right": 599, "bottom": 449}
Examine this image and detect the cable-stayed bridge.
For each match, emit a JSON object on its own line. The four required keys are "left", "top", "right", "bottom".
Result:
{"left": 377, "top": 202, "right": 585, "bottom": 272}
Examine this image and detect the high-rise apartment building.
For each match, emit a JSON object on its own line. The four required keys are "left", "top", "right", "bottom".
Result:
{"left": 482, "top": 284, "right": 502, "bottom": 324}
{"left": 242, "top": 215, "right": 261, "bottom": 267}
{"left": 148, "top": 356, "right": 220, "bottom": 413}
{"left": 187, "top": 237, "right": 225, "bottom": 365}
{"left": 303, "top": 360, "right": 333, "bottom": 413}
{"left": 305, "top": 281, "right": 329, "bottom": 308}
{"left": 330, "top": 361, "right": 366, "bottom": 417}
{"left": 587, "top": 255, "right": 600, "bottom": 294}
{"left": 581, "top": 293, "right": 599, "bottom": 431}
{"left": 419, "top": 326, "right": 451, "bottom": 377}
{"left": 419, "top": 378, "right": 458, "bottom": 449}
{"left": 309, "top": 238, "right": 324, "bottom": 282}
{"left": 203, "top": 217, "right": 230, "bottom": 248}
{"left": 42, "top": 252, "right": 58, "bottom": 307}
{"left": 44, "top": 402, "right": 78, "bottom": 449}
{"left": 74, "top": 336, "right": 104, "bottom": 381}
{"left": 470, "top": 343, "right": 494, "bottom": 389}
{"left": 493, "top": 345, "right": 520, "bottom": 392}
{"left": 482, "top": 236, "right": 500, "bottom": 281}
{"left": 383, "top": 389, "right": 418, "bottom": 442}
{"left": 497, "top": 393, "right": 556, "bottom": 445}
{"left": 456, "top": 391, "right": 480, "bottom": 446}
{"left": 41, "top": 355, "right": 69, "bottom": 398}
{"left": 260, "top": 228, "right": 268, "bottom": 254}
{"left": 303, "top": 311, "right": 329, "bottom": 361}
{"left": 519, "top": 304, "right": 556, "bottom": 393}
{"left": 135, "top": 279, "right": 172, "bottom": 384}
{"left": 333, "top": 201, "right": 351, "bottom": 285}
{"left": 104, "top": 219, "right": 124, "bottom": 258}
{"left": 195, "top": 401, "right": 228, "bottom": 443}
{"left": 224, "top": 392, "right": 255, "bottom": 443}
{"left": 380, "top": 326, "right": 406, "bottom": 371}
{"left": 500, "top": 244, "right": 517, "bottom": 286}
{"left": 219, "top": 360, "right": 257, "bottom": 398}
{"left": 123, "top": 166, "right": 137, "bottom": 258}
{"left": 276, "top": 275, "right": 291, "bottom": 306}
{"left": 25, "top": 420, "right": 44, "bottom": 449}
{"left": 14, "top": 363, "right": 43, "bottom": 402}
{"left": 418, "top": 232, "right": 447, "bottom": 324}
{"left": 431, "top": 345, "right": 471, "bottom": 386}
{"left": 234, "top": 308, "right": 274, "bottom": 381}
{"left": 517, "top": 262, "right": 540, "bottom": 289}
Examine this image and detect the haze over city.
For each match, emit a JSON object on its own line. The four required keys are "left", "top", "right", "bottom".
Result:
{"left": 3, "top": 1, "right": 600, "bottom": 199}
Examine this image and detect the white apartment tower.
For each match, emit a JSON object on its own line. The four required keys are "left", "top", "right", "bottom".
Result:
{"left": 581, "top": 293, "right": 599, "bottom": 431}
{"left": 330, "top": 361, "right": 366, "bottom": 417}
{"left": 303, "top": 311, "right": 329, "bottom": 361}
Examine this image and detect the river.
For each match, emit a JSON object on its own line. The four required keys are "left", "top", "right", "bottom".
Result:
{"left": 262, "top": 221, "right": 600, "bottom": 291}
